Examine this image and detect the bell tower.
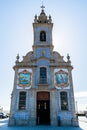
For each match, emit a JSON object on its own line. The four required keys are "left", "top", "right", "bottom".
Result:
{"left": 33, "top": 5, "right": 53, "bottom": 45}
{"left": 32, "top": 6, "right": 54, "bottom": 59}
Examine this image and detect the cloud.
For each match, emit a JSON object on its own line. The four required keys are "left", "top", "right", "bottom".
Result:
{"left": 75, "top": 91, "right": 87, "bottom": 98}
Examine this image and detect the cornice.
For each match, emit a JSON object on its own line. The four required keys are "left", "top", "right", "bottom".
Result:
{"left": 50, "top": 63, "right": 73, "bottom": 70}
{"left": 32, "top": 44, "right": 54, "bottom": 49}
{"left": 13, "top": 62, "right": 37, "bottom": 70}
{"left": 33, "top": 23, "right": 53, "bottom": 28}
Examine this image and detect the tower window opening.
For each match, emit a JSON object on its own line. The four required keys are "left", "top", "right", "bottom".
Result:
{"left": 18, "top": 91, "right": 26, "bottom": 110}
{"left": 60, "top": 91, "right": 68, "bottom": 111}
{"left": 40, "top": 31, "right": 46, "bottom": 41}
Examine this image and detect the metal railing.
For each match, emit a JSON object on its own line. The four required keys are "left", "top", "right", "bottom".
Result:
{"left": 39, "top": 78, "right": 47, "bottom": 84}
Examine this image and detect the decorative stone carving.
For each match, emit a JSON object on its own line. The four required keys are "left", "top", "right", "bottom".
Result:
{"left": 22, "top": 51, "right": 33, "bottom": 62}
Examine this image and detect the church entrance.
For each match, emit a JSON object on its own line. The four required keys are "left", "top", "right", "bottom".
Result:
{"left": 37, "top": 92, "right": 50, "bottom": 125}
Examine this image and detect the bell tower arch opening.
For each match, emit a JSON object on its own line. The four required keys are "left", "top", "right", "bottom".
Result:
{"left": 40, "top": 31, "right": 46, "bottom": 41}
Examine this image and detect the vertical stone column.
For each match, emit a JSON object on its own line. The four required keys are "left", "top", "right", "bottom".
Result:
{"left": 8, "top": 68, "right": 18, "bottom": 125}
{"left": 32, "top": 67, "right": 36, "bottom": 88}
{"left": 68, "top": 68, "right": 78, "bottom": 126}
{"left": 29, "top": 89, "right": 36, "bottom": 125}
{"left": 68, "top": 69, "right": 75, "bottom": 116}
{"left": 50, "top": 90, "right": 57, "bottom": 126}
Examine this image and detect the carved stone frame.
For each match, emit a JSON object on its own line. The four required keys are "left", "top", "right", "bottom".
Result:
{"left": 55, "top": 70, "right": 69, "bottom": 87}
{"left": 18, "top": 70, "right": 31, "bottom": 87}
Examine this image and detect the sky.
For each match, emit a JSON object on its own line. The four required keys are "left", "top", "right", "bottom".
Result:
{"left": 0, "top": 0, "right": 87, "bottom": 112}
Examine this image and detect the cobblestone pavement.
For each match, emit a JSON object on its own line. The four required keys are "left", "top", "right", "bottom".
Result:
{"left": 0, "top": 117, "right": 87, "bottom": 130}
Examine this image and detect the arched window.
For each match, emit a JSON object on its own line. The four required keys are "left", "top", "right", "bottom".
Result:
{"left": 39, "top": 67, "right": 47, "bottom": 84}
{"left": 60, "top": 92, "right": 68, "bottom": 110}
{"left": 18, "top": 91, "right": 26, "bottom": 110}
{"left": 40, "top": 31, "right": 46, "bottom": 41}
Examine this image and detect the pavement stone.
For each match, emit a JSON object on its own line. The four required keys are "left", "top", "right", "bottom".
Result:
{"left": 0, "top": 117, "right": 87, "bottom": 130}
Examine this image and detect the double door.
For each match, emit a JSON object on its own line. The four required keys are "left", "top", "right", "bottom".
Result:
{"left": 37, "top": 100, "right": 50, "bottom": 125}
{"left": 37, "top": 92, "right": 50, "bottom": 125}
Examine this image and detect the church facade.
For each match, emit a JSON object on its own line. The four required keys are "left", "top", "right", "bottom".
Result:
{"left": 8, "top": 7, "right": 78, "bottom": 126}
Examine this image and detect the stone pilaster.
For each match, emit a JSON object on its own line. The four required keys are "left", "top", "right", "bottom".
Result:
{"left": 8, "top": 68, "right": 18, "bottom": 125}
{"left": 50, "top": 90, "right": 57, "bottom": 126}
{"left": 29, "top": 89, "right": 36, "bottom": 125}
{"left": 68, "top": 68, "right": 78, "bottom": 126}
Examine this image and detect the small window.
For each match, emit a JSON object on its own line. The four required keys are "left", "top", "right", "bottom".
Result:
{"left": 18, "top": 91, "right": 26, "bottom": 110}
{"left": 60, "top": 92, "right": 68, "bottom": 111}
{"left": 40, "top": 31, "right": 46, "bottom": 41}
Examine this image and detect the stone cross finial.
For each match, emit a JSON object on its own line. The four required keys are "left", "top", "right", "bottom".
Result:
{"left": 67, "top": 53, "right": 71, "bottom": 62}
{"left": 16, "top": 54, "right": 20, "bottom": 62}
{"left": 41, "top": 1, "right": 45, "bottom": 10}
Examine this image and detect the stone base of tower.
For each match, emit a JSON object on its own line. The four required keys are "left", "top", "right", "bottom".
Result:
{"left": 8, "top": 117, "right": 16, "bottom": 126}
{"left": 71, "top": 117, "right": 79, "bottom": 126}
{"left": 8, "top": 117, "right": 79, "bottom": 126}
{"left": 57, "top": 117, "right": 79, "bottom": 126}
{"left": 8, "top": 118, "right": 57, "bottom": 126}
{"left": 8, "top": 117, "right": 36, "bottom": 126}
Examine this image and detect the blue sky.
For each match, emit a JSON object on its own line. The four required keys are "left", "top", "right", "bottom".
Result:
{"left": 0, "top": 0, "right": 87, "bottom": 111}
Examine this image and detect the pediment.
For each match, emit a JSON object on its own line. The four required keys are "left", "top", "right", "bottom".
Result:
{"left": 53, "top": 51, "right": 65, "bottom": 62}
{"left": 22, "top": 51, "right": 33, "bottom": 62}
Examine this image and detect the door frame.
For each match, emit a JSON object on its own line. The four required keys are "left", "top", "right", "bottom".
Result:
{"left": 36, "top": 91, "right": 50, "bottom": 125}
